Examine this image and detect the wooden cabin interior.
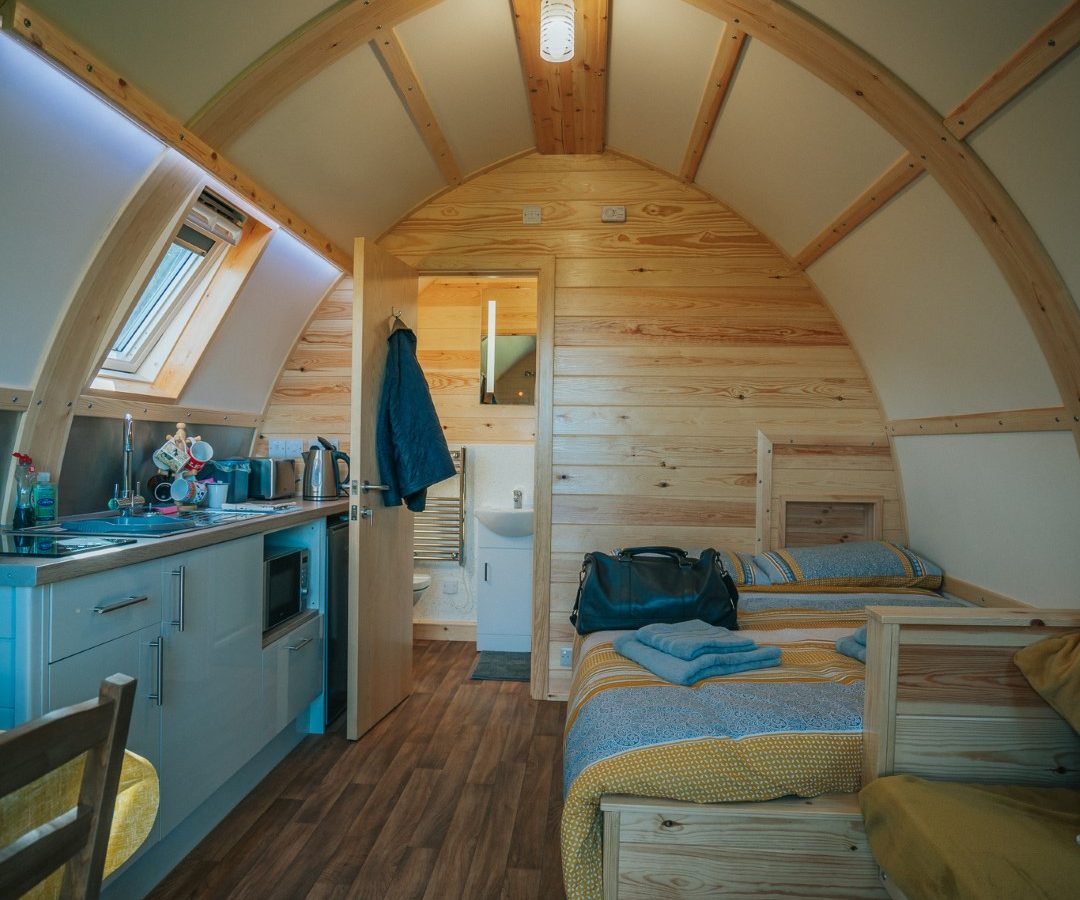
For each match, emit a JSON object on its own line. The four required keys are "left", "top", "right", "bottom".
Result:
{"left": 0, "top": 0, "right": 1078, "bottom": 898}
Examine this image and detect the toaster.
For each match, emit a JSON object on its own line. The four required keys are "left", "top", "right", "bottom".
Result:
{"left": 249, "top": 458, "right": 296, "bottom": 500}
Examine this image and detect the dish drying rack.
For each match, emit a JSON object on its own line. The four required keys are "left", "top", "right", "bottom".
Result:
{"left": 413, "top": 448, "right": 465, "bottom": 564}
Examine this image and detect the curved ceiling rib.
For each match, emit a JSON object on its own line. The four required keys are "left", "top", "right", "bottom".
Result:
{"left": 686, "top": 0, "right": 1080, "bottom": 451}
{"left": 186, "top": 0, "right": 444, "bottom": 150}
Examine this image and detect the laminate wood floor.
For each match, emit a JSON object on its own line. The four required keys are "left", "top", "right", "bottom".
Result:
{"left": 149, "top": 640, "right": 567, "bottom": 900}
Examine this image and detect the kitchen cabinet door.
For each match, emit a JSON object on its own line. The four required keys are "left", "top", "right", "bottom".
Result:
{"left": 159, "top": 535, "right": 263, "bottom": 833}
{"left": 48, "top": 620, "right": 164, "bottom": 854}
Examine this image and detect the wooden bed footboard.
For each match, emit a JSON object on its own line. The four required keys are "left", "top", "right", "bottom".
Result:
{"left": 600, "top": 793, "right": 886, "bottom": 899}
{"left": 862, "top": 606, "right": 1080, "bottom": 786}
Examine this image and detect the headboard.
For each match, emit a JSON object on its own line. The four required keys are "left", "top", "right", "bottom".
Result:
{"left": 863, "top": 607, "right": 1080, "bottom": 787}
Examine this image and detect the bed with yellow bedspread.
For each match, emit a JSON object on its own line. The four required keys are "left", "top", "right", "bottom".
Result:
{"left": 560, "top": 589, "right": 966, "bottom": 900}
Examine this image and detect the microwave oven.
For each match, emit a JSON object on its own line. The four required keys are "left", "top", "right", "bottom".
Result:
{"left": 264, "top": 546, "right": 310, "bottom": 632}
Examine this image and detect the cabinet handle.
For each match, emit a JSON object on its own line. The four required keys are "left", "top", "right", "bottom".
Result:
{"left": 287, "top": 637, "right": 313, "bottom": 652}
{"left": 148, "top": 636, "right": 164, "bottom": 707}
{"left": 484, "top": 562, "right": 489, "bottom": 582}
{"left": 170, "top": 566, "right": 186, "bottom": 632}
{"left": 92, "top": 594, "right": 148, "bottom": 615}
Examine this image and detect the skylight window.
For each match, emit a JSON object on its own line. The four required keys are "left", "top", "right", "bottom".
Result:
{"left": 104, "top": 191, "right": 244, "bottom": 376}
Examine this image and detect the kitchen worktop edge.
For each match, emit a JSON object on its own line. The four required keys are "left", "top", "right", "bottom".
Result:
{"left": 0, "top": 499, "right": 350, "bottom": 587}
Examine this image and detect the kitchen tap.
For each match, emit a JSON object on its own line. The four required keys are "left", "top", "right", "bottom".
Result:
{"left": 116, "top": 413, "right": 145, "bottom": 512}
{"left": 512, "top": 489, "right": 523, "bottom": 509}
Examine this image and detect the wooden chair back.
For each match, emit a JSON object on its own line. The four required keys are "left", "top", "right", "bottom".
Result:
{"left": 0, "top": 673, "right": 136, "bottom": 899}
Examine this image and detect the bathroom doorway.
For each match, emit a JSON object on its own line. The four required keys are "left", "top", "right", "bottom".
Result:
{"left": 411, "top": 260, "right": 553, "bottom": 699}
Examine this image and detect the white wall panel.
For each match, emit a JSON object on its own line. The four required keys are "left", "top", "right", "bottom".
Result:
{"left": 793, "top": 0, "right": 1067, "bottom": 115}
{"left": 972, "top": 50, "right": 1080, "bottom": 308}
{"left": 32, "top": 0, "right": 336, "bottom": 121}
{"left": 0, "top": 37, "right": 162, "bottom": 389}
{"left": 396, "top": 0, "right": 533, "bottom": 176}
{"left": 695, "top": 40, "right": 902, "bottom": 254}
{"left": 809, "top": 178, "right": 1059, "bottom": 419}
{"left": 895, "top": 433, "right": 1080, "bottom": 608}
{"left": 180, "top": 231, "right": 340, "bottom": 413}
{"left": 229, "top": 44, "right": 445, "bottom": 248}
{"left": 606, "top": 0, "right": 726, "bottom": 174}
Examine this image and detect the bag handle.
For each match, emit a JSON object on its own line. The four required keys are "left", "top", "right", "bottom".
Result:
{"left": 616, "top": 546, "right": 689, "bottom": 563}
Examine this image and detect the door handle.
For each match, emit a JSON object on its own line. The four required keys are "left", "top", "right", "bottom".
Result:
{"left": 148, "top": 636, "right": 164, "bottom": 707}
{"left": 170, "top": 566, "right": 186, "bottom": 632}
{"left": 92, "top": 594, "right": 148, "bottom": 615}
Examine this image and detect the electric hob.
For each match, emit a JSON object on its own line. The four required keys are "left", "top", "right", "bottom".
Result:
{"left": 0, "top": 534, "right": 138, "bottom": 557}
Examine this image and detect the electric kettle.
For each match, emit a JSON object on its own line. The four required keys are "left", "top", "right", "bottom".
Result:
{"left": 302, "top": 438, "right": 350, "bottom": 500}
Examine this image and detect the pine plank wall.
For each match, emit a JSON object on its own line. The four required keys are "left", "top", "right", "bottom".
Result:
{"left": 260, "top": 152, "right": 904, "bottom": 699}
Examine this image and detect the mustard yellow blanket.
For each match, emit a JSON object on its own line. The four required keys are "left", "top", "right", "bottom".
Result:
{"left": 560, "top": 589, "right": 963, "bottom": 900}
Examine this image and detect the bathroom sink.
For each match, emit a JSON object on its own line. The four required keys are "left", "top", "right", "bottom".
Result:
{"left": 60, "top": 513, "right": 194, "bottom": 536}
{"left": 476, "top": 507, "right": 534, "bottom": 538}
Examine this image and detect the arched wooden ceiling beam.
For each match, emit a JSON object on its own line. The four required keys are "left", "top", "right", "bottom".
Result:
{"left": 680, "top": 25, "right": 747, "bottom": 182}
{"left": 374, "top": 29, "right": 462, "bottom": 186}
{"left": 794, "top": 2, "right": 1080, "bottom": 269}
{"left": 0, "top": 2, "right": 351, "bottom": 270}
{"left": 187, "top": 0, "right": 445, "bottom": 150}
{"left": 687, "top": 0, "right": 1080, "bottom": 450}
{"left": 3, "top": 153, "right": 204, "bottom": 513}
{"left": 510, "top": 0, "right": 610, "bottom": 154}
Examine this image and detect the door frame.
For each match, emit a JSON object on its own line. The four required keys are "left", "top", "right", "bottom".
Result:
{"left": 410, "top": 255, "right": 555, "bottom": 701}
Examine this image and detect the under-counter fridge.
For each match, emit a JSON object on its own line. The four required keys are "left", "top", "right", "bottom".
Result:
{"left": 326, "top": 514, "right": 349, "bottom": 725}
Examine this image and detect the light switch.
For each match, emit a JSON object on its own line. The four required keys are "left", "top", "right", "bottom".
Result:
{"left": 601, "top": 205, "right": 626, "bottom": 223}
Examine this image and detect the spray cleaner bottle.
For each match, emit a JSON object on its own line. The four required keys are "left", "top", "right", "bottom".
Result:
{"left": 11, "top": 452, "right": 35, "bottom": 530}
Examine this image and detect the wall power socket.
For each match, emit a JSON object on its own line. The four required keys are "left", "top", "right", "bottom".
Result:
{"left": 560, "top": 646, "right": 572, "bottom": 667}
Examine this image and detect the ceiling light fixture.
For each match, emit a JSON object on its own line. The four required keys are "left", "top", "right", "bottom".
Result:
{"left": 539, "top": 0, "right": 575, "bottom": 63}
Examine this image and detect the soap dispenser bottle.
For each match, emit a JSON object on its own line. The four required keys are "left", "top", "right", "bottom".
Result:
{"left": 11, "top": 452, "right": 35, "bottom": 530}
{"left": 32, "top": 472, "right": 57, "bottom": 525}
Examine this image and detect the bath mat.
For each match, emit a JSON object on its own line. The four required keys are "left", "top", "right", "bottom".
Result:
{"left": 470, "top": 651, "right": 531, "bottom": 682}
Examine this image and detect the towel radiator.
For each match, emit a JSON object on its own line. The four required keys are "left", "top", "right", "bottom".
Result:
{"left": 413, "top": 448, "right": 466, "bottom": 564}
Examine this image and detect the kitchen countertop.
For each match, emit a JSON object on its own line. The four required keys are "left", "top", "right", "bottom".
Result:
{"left": 0, "top": 499, "right": 349, "bottom": 587}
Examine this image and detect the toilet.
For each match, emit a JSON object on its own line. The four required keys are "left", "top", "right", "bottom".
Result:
{"left": 412, "top": 573, "right": 431, "bottom": 605}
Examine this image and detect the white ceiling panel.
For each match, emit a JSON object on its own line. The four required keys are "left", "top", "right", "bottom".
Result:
{"left": 181, "top": 231, "right": 340, "bottom": 413}
{"left": 809, "top": 178, "right": 1060, "bottom": 420}
{"left": 32, "top": 0, "right": 337, "bottom": 121}
{"left": 607, "top": 0, "right": 727, "bottom": 173}
{"left": 695, "top": 40, "right": 903, "bottom": 254}
{"left": 228, "top": 44, "right": 446, "bottom": 248}
{"left": 793, "top": 0, "right": 1068, "bottom": 115}
{"left": 0, "top": 37, "right": 164, "bottom": 389}
{"left": 396, "top": 0, "right": 533, "bottom": 176}
{"left": 972, "top": 50, "right": 1080, "bottom": 309}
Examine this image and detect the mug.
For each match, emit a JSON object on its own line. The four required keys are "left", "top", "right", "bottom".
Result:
{"left": 152, "top": 439, "right": 189, "bottom": 474}
{"left": 180, "top": 439, "right": 214, "bottom": 475}
{"left": 169, "top": 476, "right": 207, "bottom": 504}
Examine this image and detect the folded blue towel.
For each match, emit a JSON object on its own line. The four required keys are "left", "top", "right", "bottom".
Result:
{"left": 836, "top": 627, "right": 867, "bottom": 663}
{"left": 635, "top": 619, "right": 755, "bottom": 660}
{"left": 613, "top": 633, "right": 782, "bottom": 685}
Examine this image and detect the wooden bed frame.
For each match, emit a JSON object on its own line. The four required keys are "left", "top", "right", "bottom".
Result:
{"left": 596, "top": 607, "right": 1080, "bottom": 899}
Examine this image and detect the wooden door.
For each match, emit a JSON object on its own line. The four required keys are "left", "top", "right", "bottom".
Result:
{"left": 348, "top": 239, "right": 417, "bottom": 740}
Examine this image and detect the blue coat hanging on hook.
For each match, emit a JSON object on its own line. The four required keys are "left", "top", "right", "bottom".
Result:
{"left": 375, "top": 319, "right": 456, "bottom": 512}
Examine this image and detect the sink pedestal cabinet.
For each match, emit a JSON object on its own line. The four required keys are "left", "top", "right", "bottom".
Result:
{"left": 0, "top": 524, "right": 328, "bottom": 893}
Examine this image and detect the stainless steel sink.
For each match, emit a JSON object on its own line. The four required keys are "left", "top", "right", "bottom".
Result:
{"left": 60, "top": 513, "right": 194, "bottom": 536}
{"left": 57, "top": 509, "right": 266, "bottom": 538}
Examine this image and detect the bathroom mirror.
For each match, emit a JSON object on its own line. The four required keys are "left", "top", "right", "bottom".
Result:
{"left": 479, "top": 296, "right": 536, "bottom": 405}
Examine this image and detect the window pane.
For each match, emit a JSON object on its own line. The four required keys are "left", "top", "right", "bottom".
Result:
{"left": 112, "top": 242, "right": 199, "bottom": 354}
